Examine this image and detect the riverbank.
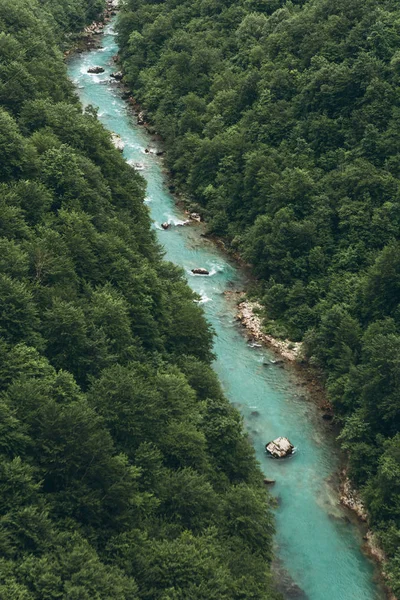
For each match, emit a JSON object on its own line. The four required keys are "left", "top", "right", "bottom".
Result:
{"left": 235, "top": 299, "right": 395, "bottom": 598}
{"left": 63, "top": 0, "right": 118, "bottom": 58}
{"left": 339, "top": 472, "right": 398, "bottom": 600}
{"left": 236, "top": 298, "right": 302, "bottom": 361}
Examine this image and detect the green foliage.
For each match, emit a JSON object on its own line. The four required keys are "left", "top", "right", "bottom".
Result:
{"left": 118, "top": 0, "right": 400, "bottom": 589}
{"left": 0, "top": 0, "right": 278, "bottom": 597}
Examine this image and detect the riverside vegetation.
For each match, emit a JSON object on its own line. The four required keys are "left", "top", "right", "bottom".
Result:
{"left": 0, "top": 1, "right": 281, "bottom": 598}
{"left": 117, "top": 0, "right": 400, "bottom": 594}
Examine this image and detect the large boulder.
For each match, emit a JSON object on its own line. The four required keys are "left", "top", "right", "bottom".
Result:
{"left": 110, "top": 71, "right": 123, "bottom": 80}
{"left": 191, "top": 268, "right": 209, "bottom": 275}
{"left": 266, "top": 437, "right": 294, "bottom": 458}
{"left": 87, "top": 66, "right": 104, "bottom": 74}
{"left": 161, "top": 222, "right": 170, "bottom": 230}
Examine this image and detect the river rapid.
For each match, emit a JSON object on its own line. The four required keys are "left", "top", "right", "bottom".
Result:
{"left": 68, "top": 21, "right": 386, "bottom": 600}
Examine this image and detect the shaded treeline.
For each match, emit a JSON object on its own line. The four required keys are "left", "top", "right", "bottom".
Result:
{"left": 0, "top": 1, "right": 279, "bottom": 598}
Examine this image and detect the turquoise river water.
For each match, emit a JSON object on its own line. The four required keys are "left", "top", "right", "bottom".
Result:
{"left": 68, "top": 22, "right": 386, "bottom": 600}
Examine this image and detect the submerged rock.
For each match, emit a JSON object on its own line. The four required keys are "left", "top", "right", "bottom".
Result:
{"left": 87, "top": 66, "right": 104, "bottom": 74}
{"left": 191, "top": 268, "right": 209, "bottom": 275}
{"left": 266, "top": 437, "right": 294, "bottom": 458}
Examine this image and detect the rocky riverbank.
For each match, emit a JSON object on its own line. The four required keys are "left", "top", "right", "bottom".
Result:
{"left": 339, "top": 471, "right": 368, "bottom": 522}
{"left": 64, "top": 0, "right": 119, "bottom": 57}
{"left": 236, "top": 297, "right": 395, "bottom": 599}
{"left": 236, "top": 299, "right": 302, "bottom": 361}
{"left": 339, "top": 470, "right": 397, "bottom": 600}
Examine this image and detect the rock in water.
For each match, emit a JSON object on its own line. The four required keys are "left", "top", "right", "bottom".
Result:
{"left": 110, "top": 71, "right": 123, "bottom": 80}
{"left": 87, "top": 66, "right": 104, "bottom": 74}
{"left": 191, "top": 268, "right": 209, "bottom": 275}
{"left": 161, "top": 222, "right": 170, "bottom": 230}
{"left": 266, "top": 437, "right": 294, "bottom": 458}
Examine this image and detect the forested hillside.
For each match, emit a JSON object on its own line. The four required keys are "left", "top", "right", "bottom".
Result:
{"left": 117, "top": 0, "right": 400, "bottom": 592}
{"left": 0, "top": 1, "right": 279, "bottom": 598}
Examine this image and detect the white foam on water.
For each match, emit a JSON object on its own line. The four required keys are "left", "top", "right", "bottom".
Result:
{"left": 165, "top": 215, "right": 188, "bottom": 226}
{"left": 127, "top": 160, "right": 145, "bottom": 170}
{"left": 195, "top": 292, "right": 212, "bottom": 304}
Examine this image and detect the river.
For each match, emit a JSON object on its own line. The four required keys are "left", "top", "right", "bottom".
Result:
{"left": 67, "top": 21, "right": 385, "bottom": 600}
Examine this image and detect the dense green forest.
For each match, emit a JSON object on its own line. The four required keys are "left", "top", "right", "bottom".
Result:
{"left": 0, "top": 1, "right": 279, "bottom": 598}
{"left": 117, "top": 0, "right": 400, "bottom": 592}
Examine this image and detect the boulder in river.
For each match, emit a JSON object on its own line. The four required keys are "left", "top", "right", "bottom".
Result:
{"left": 161, "top": 222, "right": 170, "bottom": 230}
{"left": 110, "top": 71, "right": 123, "bottom": 80}
{"left": 87, "top": 66, "right": 104, "bottom": 74}
{"left": 266, "top": 437, "right": 294, "bottom": 458}
{"left": 191, "top": 268, "right": 209, "bottom": 275}
{"left": 263, "top": 478, "right": 276, "bottom": 485}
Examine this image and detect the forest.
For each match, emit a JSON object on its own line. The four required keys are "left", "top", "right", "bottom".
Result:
{"left": 117, "top": 0, "right": 400, "bottom": 593}
{"left": 0, "top": 0, "right": 280, "bottom": 598}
